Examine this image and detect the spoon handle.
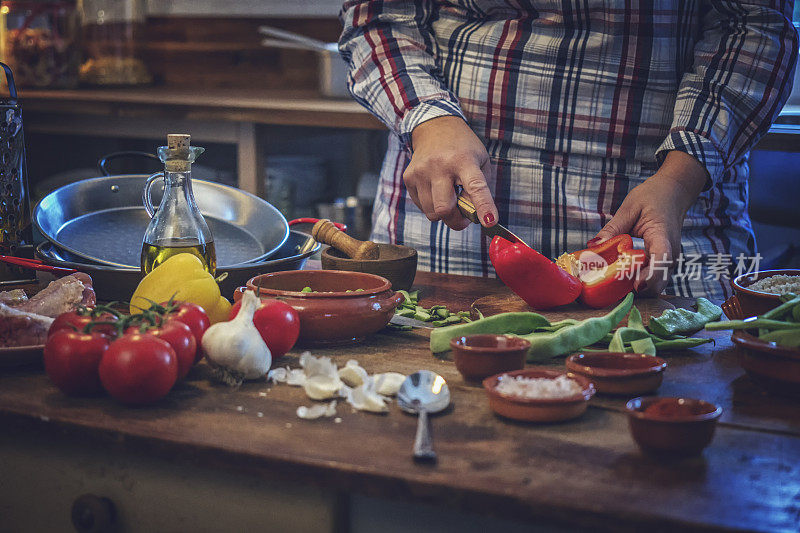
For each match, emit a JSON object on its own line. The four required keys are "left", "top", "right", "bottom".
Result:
{"left": 413, "top": 409, "right": 437, "bottom": 463}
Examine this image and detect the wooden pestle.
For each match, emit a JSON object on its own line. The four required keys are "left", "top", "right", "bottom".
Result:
{"left": 311, "top": 219, "right": 380, "bottom": 260}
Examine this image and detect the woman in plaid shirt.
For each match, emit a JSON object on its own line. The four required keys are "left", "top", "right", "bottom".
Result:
{"left": 339, "top": 1, "right": 798, "bottom": 299}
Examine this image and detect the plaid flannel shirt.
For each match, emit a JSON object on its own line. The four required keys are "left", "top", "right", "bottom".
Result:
{"left": 339, "top": 1, "right": 798, "bottom": 298}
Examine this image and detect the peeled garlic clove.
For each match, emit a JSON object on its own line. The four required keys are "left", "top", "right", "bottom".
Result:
{"left": 338, "top": 360, "right": 368, "bottom": 388}
{"left": 304, "top": 375, "right": 342, "bottom": 400}
{"left": 297, "top": 400, "right": 338, "bottom": 420}
{"left": 373, "top": 372, "right": 405, "bottom": 396}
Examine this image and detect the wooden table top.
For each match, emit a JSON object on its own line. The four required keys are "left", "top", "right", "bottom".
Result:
{"left": 1, "top": 271, "right": 799, "bottom": 532}
{"left": 18, "top": 87, "right": 384, "bottom": 130}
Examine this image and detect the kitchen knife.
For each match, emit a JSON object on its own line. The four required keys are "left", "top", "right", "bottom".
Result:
{"left": 456, "top": 193, "right": 531, "bottom": 248}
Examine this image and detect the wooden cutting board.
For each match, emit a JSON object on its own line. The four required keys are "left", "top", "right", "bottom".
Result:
{"left": 471, "top": 286, "right": 675, "bottom": 326}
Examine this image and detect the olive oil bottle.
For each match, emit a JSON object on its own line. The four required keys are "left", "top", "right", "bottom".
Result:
{"left": 141, "top": 240, "right": 217, "bottom": 274}
{"left": 141, "top": 134, "right": 216, "bottom": 275}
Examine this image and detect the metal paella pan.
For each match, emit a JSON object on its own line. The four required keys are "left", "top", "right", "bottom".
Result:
{"left": 35, "top": 230, "right": 320, "bottom": 301}
{"left": 33, "top": 175, "right": 289, "bottom": 269}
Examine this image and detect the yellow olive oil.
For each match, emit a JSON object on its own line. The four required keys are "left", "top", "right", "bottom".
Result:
{"left": 141, "top": 240, "right": 217, "bottom": 275}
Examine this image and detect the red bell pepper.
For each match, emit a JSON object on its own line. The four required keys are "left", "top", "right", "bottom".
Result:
{"left": 489, "top": 236, "right": 582, "bottom": 310}
{"left": 556, "top": 234, "right": 647, "bottom": 309}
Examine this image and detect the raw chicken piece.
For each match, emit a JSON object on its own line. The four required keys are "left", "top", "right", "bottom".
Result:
{"left": 0, "top": 303, "right": 54, "bottom": 347}
{"left": 15, "top": 273, "right": 95, "bottom": 317}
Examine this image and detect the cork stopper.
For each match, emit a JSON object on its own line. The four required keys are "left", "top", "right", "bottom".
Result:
{"left": 167, "top": 133, "right": 191, "bottom": 150}
{"left": 165, "top": 133, "right": 192, "bottom": 172}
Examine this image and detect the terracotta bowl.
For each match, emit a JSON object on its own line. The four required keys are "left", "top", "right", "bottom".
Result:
{"left": 731, "top": 330, "right": 800, "bottom": 398}
{"left": 450, "top": 334, "right": 529, "bottom": 382}
{"left": 626, "top": 397, "right": 722, "bottom": 456}
{"left": 321, "top": 244, "right": 417, "bottom": 291}
{"left": 565, "top": 352, "right": 667, "bottom": 395}
{"left": 235, "top": 270, "right": 403, "bottom": 345}
{"left": 729, "top": 269, "right": 800, "bottom": 318}
{"left": 482, "top": 369, "right": 595, "bottom": 423}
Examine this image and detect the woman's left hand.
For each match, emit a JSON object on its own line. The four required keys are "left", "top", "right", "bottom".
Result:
{"left": 590, "top": 151, "right": 708, "bottom": 297}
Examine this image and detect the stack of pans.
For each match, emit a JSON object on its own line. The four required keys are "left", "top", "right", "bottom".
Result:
{"left": 33, "top": 175, "right": 319, "bottom": 301}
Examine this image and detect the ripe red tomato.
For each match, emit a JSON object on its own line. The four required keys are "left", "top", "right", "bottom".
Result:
{"left": 125, "top": 320, "right": 196, "bottom": 380}
{"left": 43, "top": 330, "right": 111, "bottom": 396}
{"left": 161, "top": 302, "right": 210, "bottom": 360}
{"left": 99, "top": 333, "right": 177, "bottom": 405}
{"left": 49, "top": 309, "right": 119, "bottom": 338}
{"left": 229, "top": 298, "right": 300, "bottom": 360}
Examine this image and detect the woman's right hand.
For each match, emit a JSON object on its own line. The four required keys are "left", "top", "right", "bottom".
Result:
{"left": 404, "top": 116, "right": 498, "bottom": 230}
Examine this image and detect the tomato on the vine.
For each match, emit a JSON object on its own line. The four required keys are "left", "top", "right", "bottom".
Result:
{"left": 125, "top": 320, "right": 197, "bottom": 380}
{"left": 160, "top": 301, "right": 210, "bottom": 359}
{"left": 229, "top": 298, "right": 300, "bottom": 360}
{"left": 49, "top": 308, "right": 118, "bottom": 338}
{"left": 99, "top": 333, "right": 177, "bottom": 405}
{"left": 44, "top": 329, "right": 111, "bottom": 396}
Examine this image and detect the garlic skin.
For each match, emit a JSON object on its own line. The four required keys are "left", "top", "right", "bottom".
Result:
{"left": 201, "top": 290, "right": 271, "bottom": 379}
{"left": 346, "top": 377, "right": 388, "bottom": 413}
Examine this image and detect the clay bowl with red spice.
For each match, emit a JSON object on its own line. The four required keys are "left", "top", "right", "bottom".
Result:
{"left": 731, "top": 329, "right": 800, "bottom": 398}
{"left": 625, "top": 397, "right": 722, "bottom": 456}
{"left": 565, "top": 352, "right": 667, "bottom": 395}
{"left": 726, "top": 269, "right": 800, "bottom": 319}
{"left": 482, "top": 369, "right": 595, "bottom": 423}
{"left": 234, "top": 270, "right": 403, "bottom": 345}
{"left": 450, "top": 334, "right": 530, "bottom": 382}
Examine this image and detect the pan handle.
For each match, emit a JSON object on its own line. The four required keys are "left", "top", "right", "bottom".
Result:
{"left": 98, "top": 151, "right": 161, "bottom": 176}
{"left": 289, "top": 218, "right": 347, "bottom": 232}
{"left": 143, "top": 172, "right": 164, "bottom": 217}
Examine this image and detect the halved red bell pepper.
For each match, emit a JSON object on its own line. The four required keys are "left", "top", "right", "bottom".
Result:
{"left": 489, "top": 236, "right": 582, "bottom": 310}
{"left": 556, "top": 234, "right": 647, "bottom": 309}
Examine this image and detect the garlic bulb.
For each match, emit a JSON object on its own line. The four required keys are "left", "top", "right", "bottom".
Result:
{"left": 201, "top": 290, "right": 271, "bottom": 379}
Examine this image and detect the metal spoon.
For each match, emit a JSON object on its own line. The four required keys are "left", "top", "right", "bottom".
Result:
{"left": 397, "top": 370, "right": 451, "bottom": 463}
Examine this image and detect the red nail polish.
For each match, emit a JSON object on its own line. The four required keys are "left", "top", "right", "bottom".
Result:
{"left": 587, "top": 237, "right": 602, "bottom": 246}
{"left": 483, "top": 213, "right": 495, "bottom": 225}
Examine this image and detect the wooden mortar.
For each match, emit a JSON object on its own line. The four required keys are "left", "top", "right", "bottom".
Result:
{"left": 312, "top": 219, "right": 417, "bottom": 290}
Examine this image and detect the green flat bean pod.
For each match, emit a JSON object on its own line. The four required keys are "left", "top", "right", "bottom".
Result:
{"left": 429, "top": 312, "right": 551, "bottom": 353}
{"left": 522, "top": 293, "right": 634, "bottom": 361}
{"left": 649, "top": 297, "right": 722, "bottom": 337}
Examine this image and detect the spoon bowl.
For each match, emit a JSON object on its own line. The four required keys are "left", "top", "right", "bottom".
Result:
{"left": 397, "top": 371, "right": 450, "bottom": 462}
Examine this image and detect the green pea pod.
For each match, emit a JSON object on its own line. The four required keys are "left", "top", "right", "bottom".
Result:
{"left": 429, "top": 312, "right": 551, "bottom": 353}
{"left": 760, "top": 329, "right": 800, "bottom": 348}
{"left": 793, "top": 304, "right": 800, "bottom": 323}
{"left": 608, "top": 307, "right": 657, "bottom": 356}
{"left": 522, "top": 293, "right": 634, "bottom": 361}
{"left": 649, "top": 298, "right": 722, "bottom": 337}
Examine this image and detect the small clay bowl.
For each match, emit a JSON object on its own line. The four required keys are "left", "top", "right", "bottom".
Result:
{"left": 730, "top": 269, "right": 800, "bottom": 318}
{"left": 626, "top": 397, "right": 722, "bottom": 456}
{"left": 565, "top": 352, "right": 667, "bottom": 395}
{"left": 235, "top": 270, "right": 403, "bottom": 345}
{"left": 321, "top": 244, "right": 417, "bottom": 291}
{"left": 732, "top": 329, "right": 800, "bottom": 398}
{"left": 483, "top": 369, "right": 595, "bottom": 423}
{"left": 451, "top": 334, "right": 529, "bottom": 382}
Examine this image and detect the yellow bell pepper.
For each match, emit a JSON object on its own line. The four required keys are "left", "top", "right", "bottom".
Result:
{"left": 130, "top": 253, "right": 231, "bottom": 323}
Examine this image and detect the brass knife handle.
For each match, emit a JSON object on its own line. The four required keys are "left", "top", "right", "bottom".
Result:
{"left": 456, "top": 193, "right": 480, "bottom": 225}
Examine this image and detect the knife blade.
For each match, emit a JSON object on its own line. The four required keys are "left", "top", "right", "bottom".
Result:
{"left": 456, "top": 193, "right": 531, "bottom": 248}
